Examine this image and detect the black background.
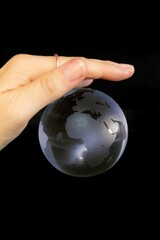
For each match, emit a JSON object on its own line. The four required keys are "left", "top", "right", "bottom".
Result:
{"left": 0, "top": 4, "right": 160, "bottom": 210}
{"left": 1, "top": 49, "right": 160, "bottom": 185}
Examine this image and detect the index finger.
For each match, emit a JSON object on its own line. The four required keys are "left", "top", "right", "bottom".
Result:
{"left": 57, "top": 56, "right": 135, "bottom": 81}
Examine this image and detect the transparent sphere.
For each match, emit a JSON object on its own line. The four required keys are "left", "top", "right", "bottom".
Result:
{"left": 38, "top": 88, "right": 128, "bottom": 177}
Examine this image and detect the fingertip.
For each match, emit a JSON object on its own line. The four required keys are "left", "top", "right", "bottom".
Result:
{"left": 118, "top": 64, "right": 135, "bottom": 74}
{"left": 115, "top": 64, "right": 135, "bottom": 81}
{"left": 80, "top": 79, "right": 94, "bottom": 87}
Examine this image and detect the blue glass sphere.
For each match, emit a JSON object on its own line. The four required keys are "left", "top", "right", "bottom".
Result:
{"left": 38, "top": 88, "right": 128, "bottom": 177}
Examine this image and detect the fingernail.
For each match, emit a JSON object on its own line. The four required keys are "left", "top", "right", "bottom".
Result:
{"left": 62, "top": 59, "right": 87, "bottom": 82}
{"left": 82, "top": 79, "right": 94, "bottom": 87}
{"left": 118, "top": 64, "right": 135, "bottom": 73}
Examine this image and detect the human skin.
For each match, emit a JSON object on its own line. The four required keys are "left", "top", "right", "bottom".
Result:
{"left": 0, "top": 54, "right": 135, "bottom": 150}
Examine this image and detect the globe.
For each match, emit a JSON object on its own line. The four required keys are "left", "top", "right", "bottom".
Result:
{"left": 38, "top": 88, "right": 128, "bottom": 177}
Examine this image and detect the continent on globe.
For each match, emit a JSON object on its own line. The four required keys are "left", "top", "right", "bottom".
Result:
{"left": 38, "top": 88, "right": 128, "bottom": 177}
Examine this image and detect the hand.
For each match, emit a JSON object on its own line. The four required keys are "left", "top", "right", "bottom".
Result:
{"left": 0, "top": 54, "right": 135, "bottom": 150}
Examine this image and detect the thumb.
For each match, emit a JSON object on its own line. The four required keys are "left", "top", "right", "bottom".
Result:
{"left": 23, "top": 58, "right": 88, "bottom": 118}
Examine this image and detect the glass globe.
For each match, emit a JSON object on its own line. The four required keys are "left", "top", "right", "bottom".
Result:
{"left": 38, "top": 88, "right": 128, "bottom": 177}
